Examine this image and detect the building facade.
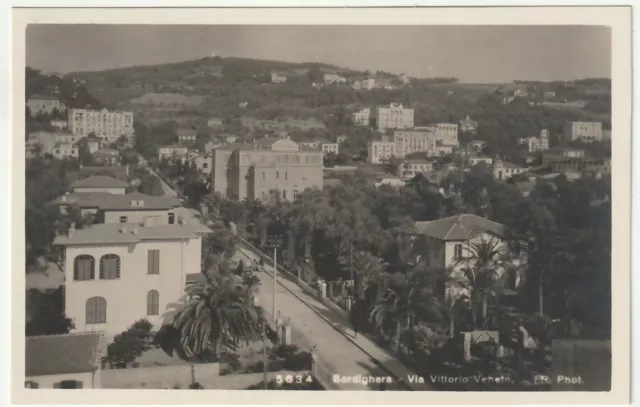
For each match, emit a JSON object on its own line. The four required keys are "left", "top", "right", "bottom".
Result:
{"left": 413, "top": 214, "right": 522, "bottom": 300}
{"left": 177, "top": 128, "right": 197, "bottom": 142}
{"left": 432, "top": 123, "right": 459, "bottom": 146}
{"left": 54, "top": 221, "right": 208, "bottom": 334}
{"left": 93, "top": 149, "right": 121, "bottom": 166}
{"left": 542, "top": 148, "right": 586, "bottom": 164}
{"left": 352, "top": 78, "right": 375, "bottom": 90}
{"left": 352, "top": 108, "right": 371, "bottom": 127}
{"left": 376, "top": 103, "right": 414, "bottom": 131}
{"left": 158, "top": 145, "right": 189, "bottom": 161}
{"left": 397, "top": 159, "right": 434, "bottom": 179}
{"left": 68, "top": 108, "right": 134, "bottom": 142}
{"left": 493, "top": 160, "right": 525, "bottom": 180}
{"left": 211, "top": 137, "right": 324, "bottom": 202}
{"left": 525, "top": 129, "right": 550, "bottom": 152}
{"left": 563, "top": 121, "right": 603, "bottom": 142}
{"left": 393, "top": 128, "right": 437, "bottom": 158}
{"left": 367, "top": 139, "right": 396, "bottom": 164}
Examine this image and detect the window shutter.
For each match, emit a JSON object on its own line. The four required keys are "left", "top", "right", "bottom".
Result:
{"left": 86, "top": 298, "right": 95, "bottom": 324}
{"left": 154, "top": 250, "right": 160, "bottom": 274}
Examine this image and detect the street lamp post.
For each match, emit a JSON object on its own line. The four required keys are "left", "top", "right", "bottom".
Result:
{"left": 265, "top": 234, "right": 284, "bottom": 318}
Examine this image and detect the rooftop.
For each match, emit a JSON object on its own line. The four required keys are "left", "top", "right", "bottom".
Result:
{"left": 54, "top": 191, "right": 181, "bottom": 211}
{"left": 406, "top": 158, "right": 431, "bottom": 165}
{"left": 494, "top": 161, "right": 522, "bottom": 169}
{"left": 53, "top": 222, "right": 211, "bottom": 246}
{"left": 26, "top": 332, "right": 106, "bottom": 377}
{"left": 415, "top": 214, "right": 506, "bottom": 241}
{"left": 71, "top": 175, "right": 128, "bottom": 189}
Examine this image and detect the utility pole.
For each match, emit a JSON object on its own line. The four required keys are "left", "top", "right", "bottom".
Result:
{"left": 273, "top": 246, "right": 277, "bottom": 318}
{"left": 266, "top": 234, "right": 284, "bottom": 319}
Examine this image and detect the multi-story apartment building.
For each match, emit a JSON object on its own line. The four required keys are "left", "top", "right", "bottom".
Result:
{"left": 397, "top": 159, "right": 433, "bottom": 179}
{"left": 393, "top": 128, "right": 437, "bottom": 158}
{"left": 51, "top": 142, "right": 79, "bottom": 160}
{"left": 211, "top": 137, "right": 324, "bottom": 202}
{"left": 376, "top": 103, "right": 414, "bottom": 131}
{"left": 542, "top": 148, "right": 586, "bottom": 165}
{"left": 27, "top": 95, "right": 65, "bottom": 116}
{"left": 367, "top": 138, "right": 396, "bottom": 164}
{"left": 563, "top": 121, "right": 603, "bottom": 142}
{"left": 431, "top": 123, "right": 459, "bottom": 146}
{"left": 352, "top": 108, "right": 371, "bottom": 127}
{"left": 68, "top": 108, "right": 134, "bottom": 142}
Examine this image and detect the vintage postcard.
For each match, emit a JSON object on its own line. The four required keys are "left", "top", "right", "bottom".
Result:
{"left": 11, "top": 6, "right": 631, "bottom": 405}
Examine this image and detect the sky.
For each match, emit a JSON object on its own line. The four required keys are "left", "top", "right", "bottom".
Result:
{"left": 26, "top": 25, "right": 611, "bottom": 83}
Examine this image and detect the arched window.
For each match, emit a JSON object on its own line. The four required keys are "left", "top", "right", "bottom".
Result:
{"left": 86, "top": 297, "right": 107, "bottom": 324}
{"left": 147, "top": 290, "right": 159, "bottom": 316}
{"left": 99, "top": 254, "right": 120, "bottom": 279}
{"left": 74, "top": 255, "right": 95, "bottom": 281}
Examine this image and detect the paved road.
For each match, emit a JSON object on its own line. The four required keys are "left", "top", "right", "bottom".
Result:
{"left": 235, "top": 247, "right": 433, "bottom": 391}
{"left": 149, "top": 160, "right": 432, "bottom": 391}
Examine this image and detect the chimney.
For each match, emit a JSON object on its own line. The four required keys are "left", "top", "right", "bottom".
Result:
{"left": 61, "top": 195, "right": 67, "bottom": 203}
{"left": 121, "top": 224, "right": 128, "bottom": 234}
{"left": 132, "top": 227, "right": 139, "bottom": 235}
{"left": 68, "top": 222, "right": 75, "bottom": 238}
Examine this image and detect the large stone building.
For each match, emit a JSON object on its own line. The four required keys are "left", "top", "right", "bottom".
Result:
{"left": 431, "top": 123, "right": 459, "bottom": 146}
{"left": 393, "top": 128, "right": 437, "bottom": 158}
{"left": 367, "top": 137, "right": 396, "bottom": 164}
{"left": 211, "top": 137, "right": 323, "bottom": 202}
{"left": 68, "top": 108, "right": 134, "bottom": 143}
{"left": 563, "top": 121, "right": 603, "bottom": 142}
{"left": 375, "top": 103, "right": 414, "bottom": 131}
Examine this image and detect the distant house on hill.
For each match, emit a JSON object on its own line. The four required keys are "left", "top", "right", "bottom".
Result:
{"left": 178, "top": 128, "right": 197, "bottom": 142}
{"left": 207, "top": 118, "right": 223, "bottom": 128}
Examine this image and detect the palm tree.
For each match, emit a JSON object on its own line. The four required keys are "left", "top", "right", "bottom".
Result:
{"left": 454, "top": 238, "right": 512, "bottom": 329}
{"left": 156, "top": 270, "right": 261, "bottom": 361}
{"left": 370, "top": 269, "right": 445, "bottom": 354}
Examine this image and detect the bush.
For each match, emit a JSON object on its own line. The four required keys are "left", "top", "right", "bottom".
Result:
{"left": 104, "top": 319, "right": 154, "bottom": 368}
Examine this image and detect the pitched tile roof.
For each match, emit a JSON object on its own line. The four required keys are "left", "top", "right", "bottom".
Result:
{"left": 71, "top": 175, "right": 128, "bottom": 189}
{"left": 26, "top": 332, "right": 106, "bottom": 377}
{"left": 53, "top": 192, "right": 181, "bottom": 211}
{"left": 415, "top": 214, "right": 506, "bottom": 241}
{"left": 53, "top": 222, "right": 211, "bottom": 246}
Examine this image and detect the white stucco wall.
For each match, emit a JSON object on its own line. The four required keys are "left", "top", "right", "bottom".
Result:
{"left": 26, "top": 371, "right": 98, "bottom": 389}
{"left": 64, "top": 237, "right": 202, "bottom": 334}
{"left": 103, "top": 210, "right": 177, "bottom": 225}
{"left": 72, "top": 187, "right": 126, "bottom": 195}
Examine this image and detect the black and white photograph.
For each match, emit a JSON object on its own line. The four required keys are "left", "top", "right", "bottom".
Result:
{"left": 11, "top": 6, "right": 631, "bottom": 405}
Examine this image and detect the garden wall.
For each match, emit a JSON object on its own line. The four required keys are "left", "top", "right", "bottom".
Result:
{"left": 102, "top": 363, "right": 220, "bottom": 389}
